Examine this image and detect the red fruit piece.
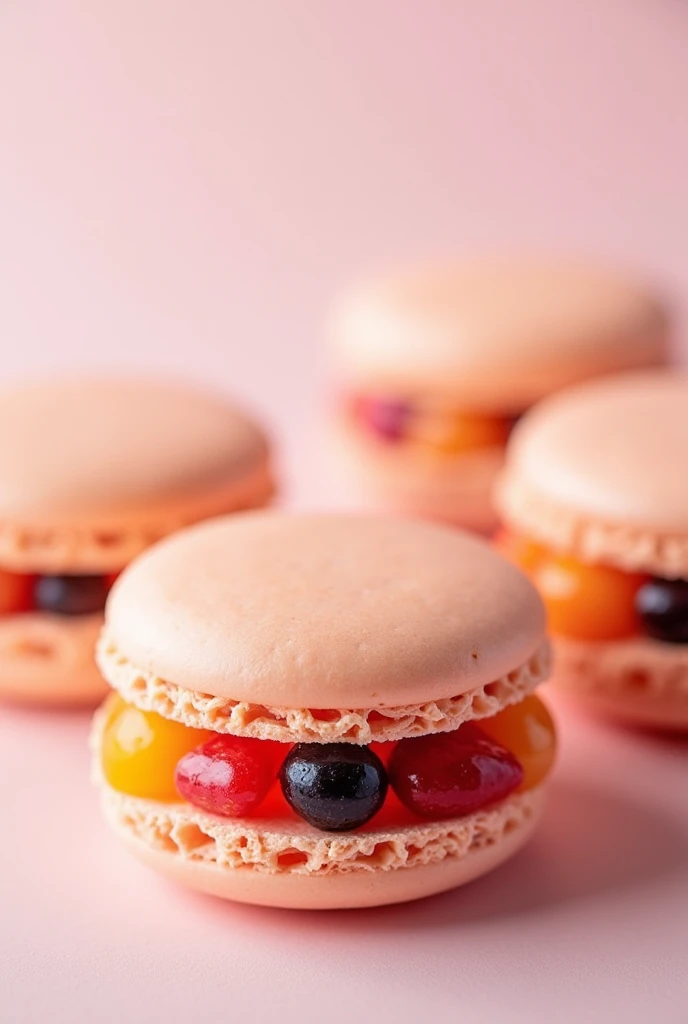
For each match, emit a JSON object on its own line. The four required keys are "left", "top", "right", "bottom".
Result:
{"left": 0, "top": 568, "right": 34, "bottom": 615}
{"left": 388, "top": 725, "right": 523, "bottom": 819}
{"left": 359, "top": 396, "right": 412, "bottom": 442}
{"left": 175, "top": 735, "right": 282, "bottom": 817}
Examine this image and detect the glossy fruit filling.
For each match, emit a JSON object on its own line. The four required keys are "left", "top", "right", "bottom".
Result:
{"left": 100, "top": 692, "right": 557, "bottom": 833}
{"left": 496, "top": 531, "right": 688, "bottom": 644}
{"left": 0, "top": 568, "right": 117, "bottom": 617}
{"left": 348, "top": 393, "right": 518, "bottom": 455}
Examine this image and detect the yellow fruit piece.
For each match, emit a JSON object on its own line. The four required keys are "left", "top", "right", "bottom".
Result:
{"left": 100, "top": 694, "right": 213, "bottom": 800}
{"left": 479, "top": 694, "right": 557, "bottom": 791}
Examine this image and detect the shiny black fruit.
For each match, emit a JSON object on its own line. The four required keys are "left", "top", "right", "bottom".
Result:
{"left": 636, "top": 577, "right": 688, "bottom": 645}
{"left": 280, "top": 742, "right": 388, "bottom": 832}
{"left": 34, "top": 574, "right": 110, "bottom": 616}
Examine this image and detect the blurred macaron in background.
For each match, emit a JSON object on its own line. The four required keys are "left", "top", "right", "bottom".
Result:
{"left": 496, "top": 368, "right": 688, "bottom": 731}
{"left": 327, "top": 257, "right": 670, "bottom": 532}
{"left": 0, "top": 376, "right": 275, "bottom": 705}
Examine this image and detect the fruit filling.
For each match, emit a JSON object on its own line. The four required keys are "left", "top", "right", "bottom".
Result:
{"left": 0, "top": 568, "right": 117, "bottom": 617}
{"left": 347, "top": 393, "right": 519, "bottom": 455}
{"left": 100, "top": 692, "right": 557, "bottom": 833}
{"left": 496, "top": 531, "right": 688, "bottom": 645}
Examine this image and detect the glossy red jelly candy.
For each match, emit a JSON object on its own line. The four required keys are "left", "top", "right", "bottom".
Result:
{"left": 388, "top": 724, "right": 523, "bottom": 819}
{"left": 175, "top": 735, "right": 281, "bottom": 817}
{"left": 0, "top": 568, "right": 34, "bottom": 615}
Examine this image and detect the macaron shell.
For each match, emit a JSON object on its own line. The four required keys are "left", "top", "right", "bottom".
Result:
{"left": 97, "top": 632, "right": 549, "bottom": 743}
{"left": 498, "top": 371, "right": 688, "bottom": 575}
{"left": 330, "top": 260, "right": 668, "bottom": 411}
{"left": 331, "top": 415, "right": 503, "bottom": 534}
{"left": 0, "top": 612, "right": 104, "bottom": 704}
{"left": 0, "top": 377, "right": 273, "bottom": 527}
{"left": 549, "top": 635, "right": 688, "bottom": 731}
{"left": 99, "top": 784, "right": 545, "bottom": 910}
{"left": 105, "top": 512, "right": 547, "bottom": 709}
{"left": 0, "top": 460, "right": 275, "bottom": 574}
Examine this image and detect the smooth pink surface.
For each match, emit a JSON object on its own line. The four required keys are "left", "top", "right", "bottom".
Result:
{"left": 0, "top": 2, "right": 687, "bottom": 1020}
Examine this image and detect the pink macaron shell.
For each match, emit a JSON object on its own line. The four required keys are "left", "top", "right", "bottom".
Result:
{"left": 330, "top": 259, "right": 669, "bottom": 412}
{"left": 0, "top": 377, "right": 275, "bottom": 572}
{"left": 109, "top": 792, "right": 545, "bottom": 910}
{"left": 0, "top": 612, "right": 104, "bottom": 705}
{"left": 104, "top": 512, "right": 547, "bottom": 710}
{"left": 548, "top": 635, "right": 688, "bottom": 731}
{"left": 502, "top": 370, "right": 688, "bottom": 536}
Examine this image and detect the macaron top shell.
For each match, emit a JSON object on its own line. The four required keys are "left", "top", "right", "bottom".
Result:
{"left": 0, "top": 378, "right": 271, "bottom": 527}
{"left": 498, "top": 371, "right": 688, "bottom": 577}
{"left": 330, "top": 260, "right": 668, "bottom": 412}
{"left": 504, "top": 372, "right": 688, "bottom": 533}
{"left": 104, "top": 512, "right": 546, "bottom": 709}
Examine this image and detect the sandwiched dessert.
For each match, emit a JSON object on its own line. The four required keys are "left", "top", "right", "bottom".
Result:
{"left": 0, "top": 377, "right": 275, "bottom": 704}
{"left": 93, "top": 512, "right": 556, "bottom": 909}
{"left": 329, "top": 259, "right": 669, "bottom": 532}
{"left": 497, "top": 370, "right": 688, "bottom": 730}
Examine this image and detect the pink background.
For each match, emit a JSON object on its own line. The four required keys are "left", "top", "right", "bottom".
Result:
{"left": 1, "top": 2, "right": 687, "bottom": 1021}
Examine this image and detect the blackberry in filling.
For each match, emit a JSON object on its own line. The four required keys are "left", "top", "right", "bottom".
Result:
{"left": 636, "top": 578, "right": 688, "bottom": 645}
{"left": 33, "top": 574, "right": 111, "bottom": 616}
{"left": 280, "top": 743, "right": 388, "bottom": 832}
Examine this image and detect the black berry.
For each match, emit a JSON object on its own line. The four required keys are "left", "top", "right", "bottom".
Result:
{"left": 279, "top": 743, "right": 388, "bottom": 832}
{"left": 34, "top": 574, "right": 110, "bottom": 616}
{"left": 636, "top": 577, "right": 688, "bottom": 645}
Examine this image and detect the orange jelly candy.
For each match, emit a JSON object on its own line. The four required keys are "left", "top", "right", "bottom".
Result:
{"left": 500, "top": 531, "right": 646, "bottom": 642}
{"left": 100, "top": 695, "right": 213, "bottom": 800}
{"left": 479, "top": 694, "right": 556, "bottom": 792}
{"left": 532, "top": 551, "right": 647, "bottom": 642}
{"left": 413, "top": 409, "right": 510, "bottom": 455}
{"left": 0, "top": 568, "right": 34, "bottom": 615}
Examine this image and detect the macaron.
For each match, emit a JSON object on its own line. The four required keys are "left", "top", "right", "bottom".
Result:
{"left": 329, "top": 258, "right": 669, "bottom": 533}
{"left": 0, "top": 377, "right": 275, "bottom": 706}
{"left": 92, "top": 512, "right": 555, "bottom": 910}
{"left": 496, "top": 370, "right": 688, "bottom": 731}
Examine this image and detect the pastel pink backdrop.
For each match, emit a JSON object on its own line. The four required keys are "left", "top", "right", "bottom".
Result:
{"left": 0, "top": 2, "right": 687, "bottom": 1022}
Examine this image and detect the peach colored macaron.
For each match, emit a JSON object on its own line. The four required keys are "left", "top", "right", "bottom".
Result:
{"left": 0, "top": 377, "right": 275, "bottom": 706}
{"left": 329, "top": 258, "right": 669, "bottom": 533}
{"left": 92, "top": 512, "right": 556, "bottom": 910}
{"left": 497, "top": 369, "right": 688, "bottom": 730}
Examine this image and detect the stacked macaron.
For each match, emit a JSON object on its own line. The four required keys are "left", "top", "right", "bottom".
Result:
{"left": 497, "top": 370, "right": 688, "bottom": 730}
{"left": 329, "top": 259, "right": 668, "bottom": 532}
{"left": 92, "top": 513, "right": 556, "bottom": 909}
{"left": 0, "top": 378, "right": 275, "bottom": 705}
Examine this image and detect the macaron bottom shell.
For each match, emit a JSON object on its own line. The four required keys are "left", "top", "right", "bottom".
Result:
{"left": 550, "top": 636, "right": 688, "bottom": 732}
{"left": 0, "top": 611, "right": 106, "bottom": 705}
{"left": 101, "top": 781, "right": 546, "bottom": 910}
